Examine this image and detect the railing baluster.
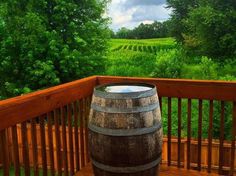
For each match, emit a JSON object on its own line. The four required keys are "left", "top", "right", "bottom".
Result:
{"left": 61, "top": 106, "right": 68, "bottom": 176}
{"left": 47, "top": 112, "right": 55, "bottom": 176}
{"left": 85, "top": 97, "right": 90, "bottom": 163}
{"left": 54, "top": 109, "right": 62, "bottom": 176}
{"left": 187, "top": 99, "right": 191, "bottom": 169}
{"left": 230, "top": 102, "right": 236, "bottom": 175}
{"left": 207, "top": 100, "right": 213, "bottom": 173}
{"left": 11, "top": 125, "right": 20, "bottom": 176}
{"left": 167, "top": 97, "right": 172, "bottom": 166}
{"left": 218, "top": 101, "right": 225, "bottom": 174}
{"left": 178, "top": 98, "right": 182, "bottom": 168}
{"left": 79, "top": 99, "right": 85, "bottom": 168}
{"left": 198, "top": 100, "right": 203, "bottom": 171}
{"left": 68, "top": 103, "right": 74, "bottom": 175}
{"left": 21, "top": 121, "right": 30, "bottom": 176}
{"left": 74, "top": 101, "right": 80, "bottom": 171}
{"left": 31, "top": 118, "right": 39, "bottom": 176}
{"left": 39, "top": 115, "right": 47, "bottom": 176}
{"left": 0, "top": 129, "right": 9, "bottom": 176}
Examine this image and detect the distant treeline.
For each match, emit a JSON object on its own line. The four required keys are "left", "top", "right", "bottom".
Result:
{"left": 111, "top": 21, "right": 172, "bottom": 39}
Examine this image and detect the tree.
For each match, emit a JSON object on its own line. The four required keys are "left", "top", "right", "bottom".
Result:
{"left": 0, "top": 0, "right": 110, "bottom": 99}
{"left": 166, "top": 0, "right": 236, "bottom": 58}
{"left": 115, "top": 27, "right": 131, "bottom": 38}
{"left": 114, "top": 21, "right": 172, "bottom": 39}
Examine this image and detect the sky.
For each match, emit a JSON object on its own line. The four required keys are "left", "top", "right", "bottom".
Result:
{"left": 106, "top": 0, "right": 172, "bottom": 31}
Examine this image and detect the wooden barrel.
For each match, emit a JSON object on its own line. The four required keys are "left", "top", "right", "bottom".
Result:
{"left": 88, "top": 83, "right": 162, "bottom": 176}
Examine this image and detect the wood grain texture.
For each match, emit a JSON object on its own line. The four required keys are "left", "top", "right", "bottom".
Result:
{"left": 0, "top": 76, "right": 97, "bottom": 130}
{"left": 89, "top": 88, "right": 162, "bottom": 176}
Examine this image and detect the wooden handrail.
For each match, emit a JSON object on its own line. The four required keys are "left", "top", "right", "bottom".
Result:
{"left": 0, "top": 76, "right": 97, "bottom": 130}
{"left": 97, "top": 76, "right": 236, "bottom": 101}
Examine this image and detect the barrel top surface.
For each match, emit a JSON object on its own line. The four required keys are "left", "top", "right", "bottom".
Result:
{"left": 94, "top": 82, "right": 157, "bottom": 99}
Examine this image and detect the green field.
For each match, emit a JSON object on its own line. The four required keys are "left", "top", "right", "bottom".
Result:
{"left": 109, "top": 38, "right": 176, "bottom": 53}
{"left": 105, "top": 38, "right": 236, "bottom": 81}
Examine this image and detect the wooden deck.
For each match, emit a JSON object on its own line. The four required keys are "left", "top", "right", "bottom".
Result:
{"left": 75, "top": 163, "right": 218, "bottom": 176}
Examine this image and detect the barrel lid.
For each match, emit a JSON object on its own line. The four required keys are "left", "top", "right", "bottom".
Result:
{"left": 94, "top": 82, "right": 157, "bottom": 99}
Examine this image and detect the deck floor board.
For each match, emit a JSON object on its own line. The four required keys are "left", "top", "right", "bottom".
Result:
{"left": 75, "top": 163, "right": 218, "bottom": 176}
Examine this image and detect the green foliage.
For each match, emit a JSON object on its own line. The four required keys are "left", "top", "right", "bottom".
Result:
{"left": 167, "top": 0, "right": 236, "bottom": 58}
{"left": 114, "top": 21, "right": 172, "bottom": 39}
{"left": 151, "top": 49, "right": 183, "bottom": 78}
{"left": 106, "top": 51, "right": 156, "bottom": 77}
{"left": 191, "top": 56, "right": 218, "bottom": 79}
{"left": 0, "top": 0, "right": 109, "bottom": 99}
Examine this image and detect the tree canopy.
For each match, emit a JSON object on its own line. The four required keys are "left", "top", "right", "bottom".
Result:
{"left": 0, "top": 0, "right": 110, "bottom": 99}
{"left": 114, "top": 21, "right": 172, "bottom": 39}
{"left": 167, "top": 0, "right": 236, "bottom": 58}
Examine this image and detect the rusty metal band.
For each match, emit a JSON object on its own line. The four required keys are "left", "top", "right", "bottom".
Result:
{"left": 94, "top": 87, "right": 157, "bottom": 99}
{"left": 88, "top": 122, "right": 162, "bottom": 136}
{"left": 91, "top": 153, "right": 162, "bottom": 173}
{"left": 91, "top": 102, "right": 159, "bottom": 114}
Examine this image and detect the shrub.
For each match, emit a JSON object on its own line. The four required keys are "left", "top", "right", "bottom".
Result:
{"left": 151, "top": 49, "right": 183, "bottom": 78}
{"left": 192, "top": 56, "right": 218, "bottom": 80}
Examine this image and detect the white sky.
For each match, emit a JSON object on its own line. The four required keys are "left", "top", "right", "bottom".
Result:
{"left": 106, "top": 0, "right": 172, "bottom": 31}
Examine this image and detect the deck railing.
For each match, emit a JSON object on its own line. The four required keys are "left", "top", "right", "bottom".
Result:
{"left": 0, "top": 76, "right": 236, "bottom": 176}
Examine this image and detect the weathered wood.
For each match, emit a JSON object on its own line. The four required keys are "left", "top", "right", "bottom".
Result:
{"left": 97, "top": 76, "right": 236, "bottom": 101}
{"left": 168, "top": 97, "right": 172, "bottom": 166}
{"left": 218, "top": 101, "right": 224, "bottom": 175}
{"left": 198, "top": 100, "right": 203, "bottom": 171}
{"left": 89, "top": 83, "right": 162, "bottom": 176}
{"left": 177, "top": 98, "right": 182, "bottom": 168}
{"left": 47, "top": 112, "right": 55, "bottom": 176}
{"left": 11, "top": 125, "right": 20, "bottom": 176}
{"left": 187, "top": 99, "right": 191, "bottom": 170}
{"left": 31, "top": 118, "right": 39, "bottom": 176}
{"left": 61, "top": 106, "right": 69, "bottom": 176}
{"left": 21, "top": 122, "right": 30, "bottom": 176}
{"left": 207, "top": 100, "right": 213, "bottom": 173}
{"left": 0, "top": 76, "right": 97, "bottom": 131}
